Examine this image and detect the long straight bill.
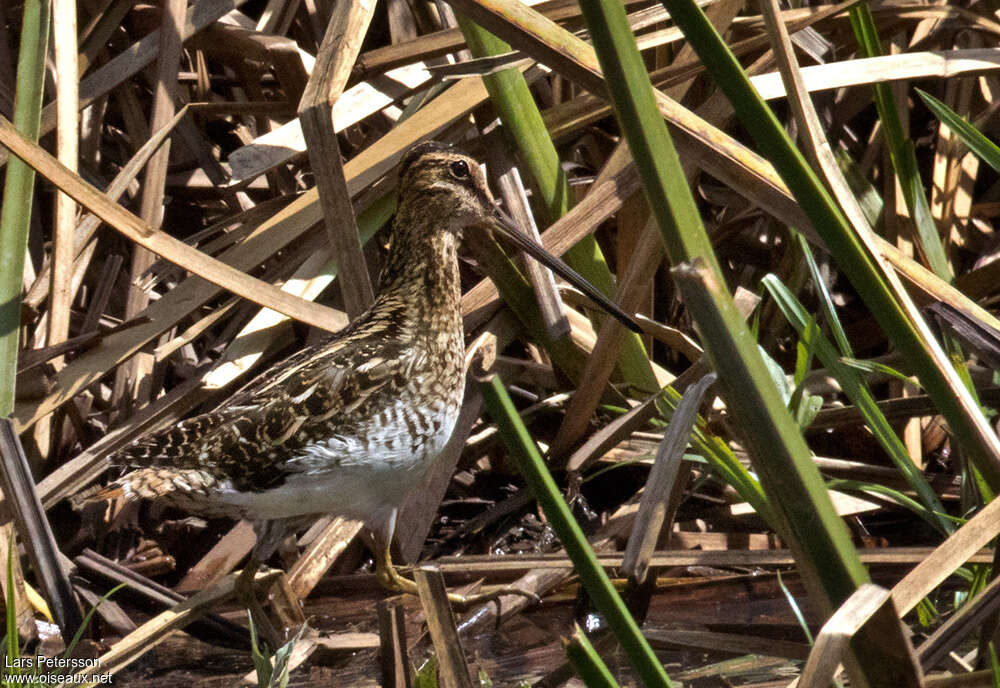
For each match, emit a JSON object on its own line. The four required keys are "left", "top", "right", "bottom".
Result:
{"left": 488, "top": 209, "right": 643, "bottom": 333}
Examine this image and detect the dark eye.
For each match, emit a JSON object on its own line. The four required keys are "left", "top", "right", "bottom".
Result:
{"left": 449, "top": 160, "right": 470, "bottom": 179}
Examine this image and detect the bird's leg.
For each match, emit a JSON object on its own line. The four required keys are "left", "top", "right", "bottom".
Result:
{"left": 373, "top": 541, "right": 419, "bottom": 595}
{"left": 371, "top": 511, "right": 538, "bottom": 608}
{"left": 238, "top": 521, "right": 287, "bottom": 651}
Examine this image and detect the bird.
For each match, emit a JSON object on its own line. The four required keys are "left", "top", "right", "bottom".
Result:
{"left": 85, "top": 140, "right": 640, "bottom": 643}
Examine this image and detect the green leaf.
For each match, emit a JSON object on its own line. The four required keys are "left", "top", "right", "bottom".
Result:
{"left": 0, "top": 0, "right": 51, "bottom": 417}
{"left": 269, "top": 624, "right": 306, "bottom": 688}
{"left": 834, "top": 149, "right": 883, "bottom": 227}
{"left": 565, "top": 624, "right": 622, "bottom": 688}
{"left": 480, "top": 374, "right": 674, "bottom": 688}
{"left": 917, "top": 88, "right": 1000, "bottom": 175}
{"left": 248, "top": 614, "right": 273, "bottom": 688}
{"left": 649, "top": 0, "right": 1000, "bottom": 495}
{"left": 797, "top": 234, "right": 851, "bottom": 357}
{"left": 651, "top": 387, "right": 773, "bottom": 525}
{"left": 776, "top": 570, "right": 813, "bottom": 645}
{"left": 794, "top": 316, "right": 818, "bottom": 386}
{"left": 838, "top": 357, "right": 921, "bottom": 389}
{"left": 415, "top": 657, "right": 439, "bottom": 688}
{"left": 757, "top": 344, "right": 790, "bottom": 405}
{"left": 5, "top": 537, "right": 18, "bottom": 681}
{"left": 795, "top": 394, "right": 824, "bottom": 430}
{"left": 790, "top": 316, "right": 822, "bottom": 429}
{"left": 849, "top": 4, "right": 951, "bottom": 280}
{"left": 915, "top": 598, "right": 937, "bottom": 628}
{"left": 61, "top": 583, "right": 127, "bottom": 662}
{"left": 825, "top": 479, "right": 961, "bottom": 532}
{"left": 763, "top": 274, "right": 952, "bottom": 534}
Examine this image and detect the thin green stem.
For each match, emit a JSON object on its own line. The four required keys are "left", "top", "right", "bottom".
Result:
{"left": 565, "top": 626, "right": 622, "bottom": 688}
{"left": 479, "top": 374, "right": 672, "bottom": 688}
{"left": 0, "top": 0, "right": 51, "bottom": 417}
{"left": 457, "top": 16, "right": 658, "bottom": 392}
{"left": 656, "top": 0, "right": 1000, "bottom": 493}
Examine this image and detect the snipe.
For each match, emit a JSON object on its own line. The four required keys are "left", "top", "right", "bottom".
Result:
{"left": 87, "top": 141, "right": 639, "bottom": 642}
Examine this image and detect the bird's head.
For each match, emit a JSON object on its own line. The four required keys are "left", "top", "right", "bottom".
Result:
{"left": 397, "top": 141, "right": 642, "bottom": 333}
{"left": 397, "top": 141, "right": 501, "bottom": 237}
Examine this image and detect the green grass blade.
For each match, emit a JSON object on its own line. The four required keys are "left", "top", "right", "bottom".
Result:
{"left": 580, "top": 0, "right": 927, "bottom": 680}
{"left": 61, "top": 583, "right": 127, "bottom": 660}
{"left": 826, "top": 479, "right": 961, "bottom": 530}
{"left": 761, "top": 273, "right": 952, "bottom": 534}
{"left": 565, "top": 625, "right": 621, "bottom": 688}
{"left": 848, "top": 3, "right": 950, "bottom": 280}
{"left": 5, "top": 538, "right": 18, "bottom": 682}
{"left": 248, "top": 613, "right": 274, "bottom": 685}
{"left": 838, "top": 357, "right": 923, "bottom": 388}
{"left": 776, "top": 570, "right": 813, "bottom": 644}
{"left": 835, "top": 149, "right": 883, "bottom": 228}
{"left": 479, "top": 374, "right": 673, "bottom": 688}
{"left": 652, "top": 387, "right": 775, "bottom": 525}
{"left": 798, "top": 234, "right": 852, "bottom": 357}
{"left": 917, "top": 88, "right": 1000, "bottom": 174}
{"left": 415, "top": 657, "right": 439, "bottom": 688}
{"left": 579, "top": 0, "right": 870, "bottom": 593}
{"left": 456, "top": 16, "right": 657, "bottom": 392}
{"left": 656, "top": 0, "right": 1000, "bottom": 492}
{"left": 0, "top": 0, "right": 51, "bottom": 417}
{"left": 846, "top": 7, "right": 993, "bottom": 501}
{"left": 270, "top": 624, "right": 306, "bottom": 688}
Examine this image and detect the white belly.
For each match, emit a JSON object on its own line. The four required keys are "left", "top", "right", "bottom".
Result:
{"left": 215, "top": 400, "right": 461, "bottom": 522}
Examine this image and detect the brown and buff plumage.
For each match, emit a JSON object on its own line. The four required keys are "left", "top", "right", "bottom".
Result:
{"left": 87, "top": 142, "right": 540, "bottom": 639}
{"left": 87, "top": 139, "right": 639, "bottom": 639}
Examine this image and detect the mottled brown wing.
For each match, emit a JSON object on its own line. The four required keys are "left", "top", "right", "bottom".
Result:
{"left": 114, "top": 336, "right": 413, "bottom": 492}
